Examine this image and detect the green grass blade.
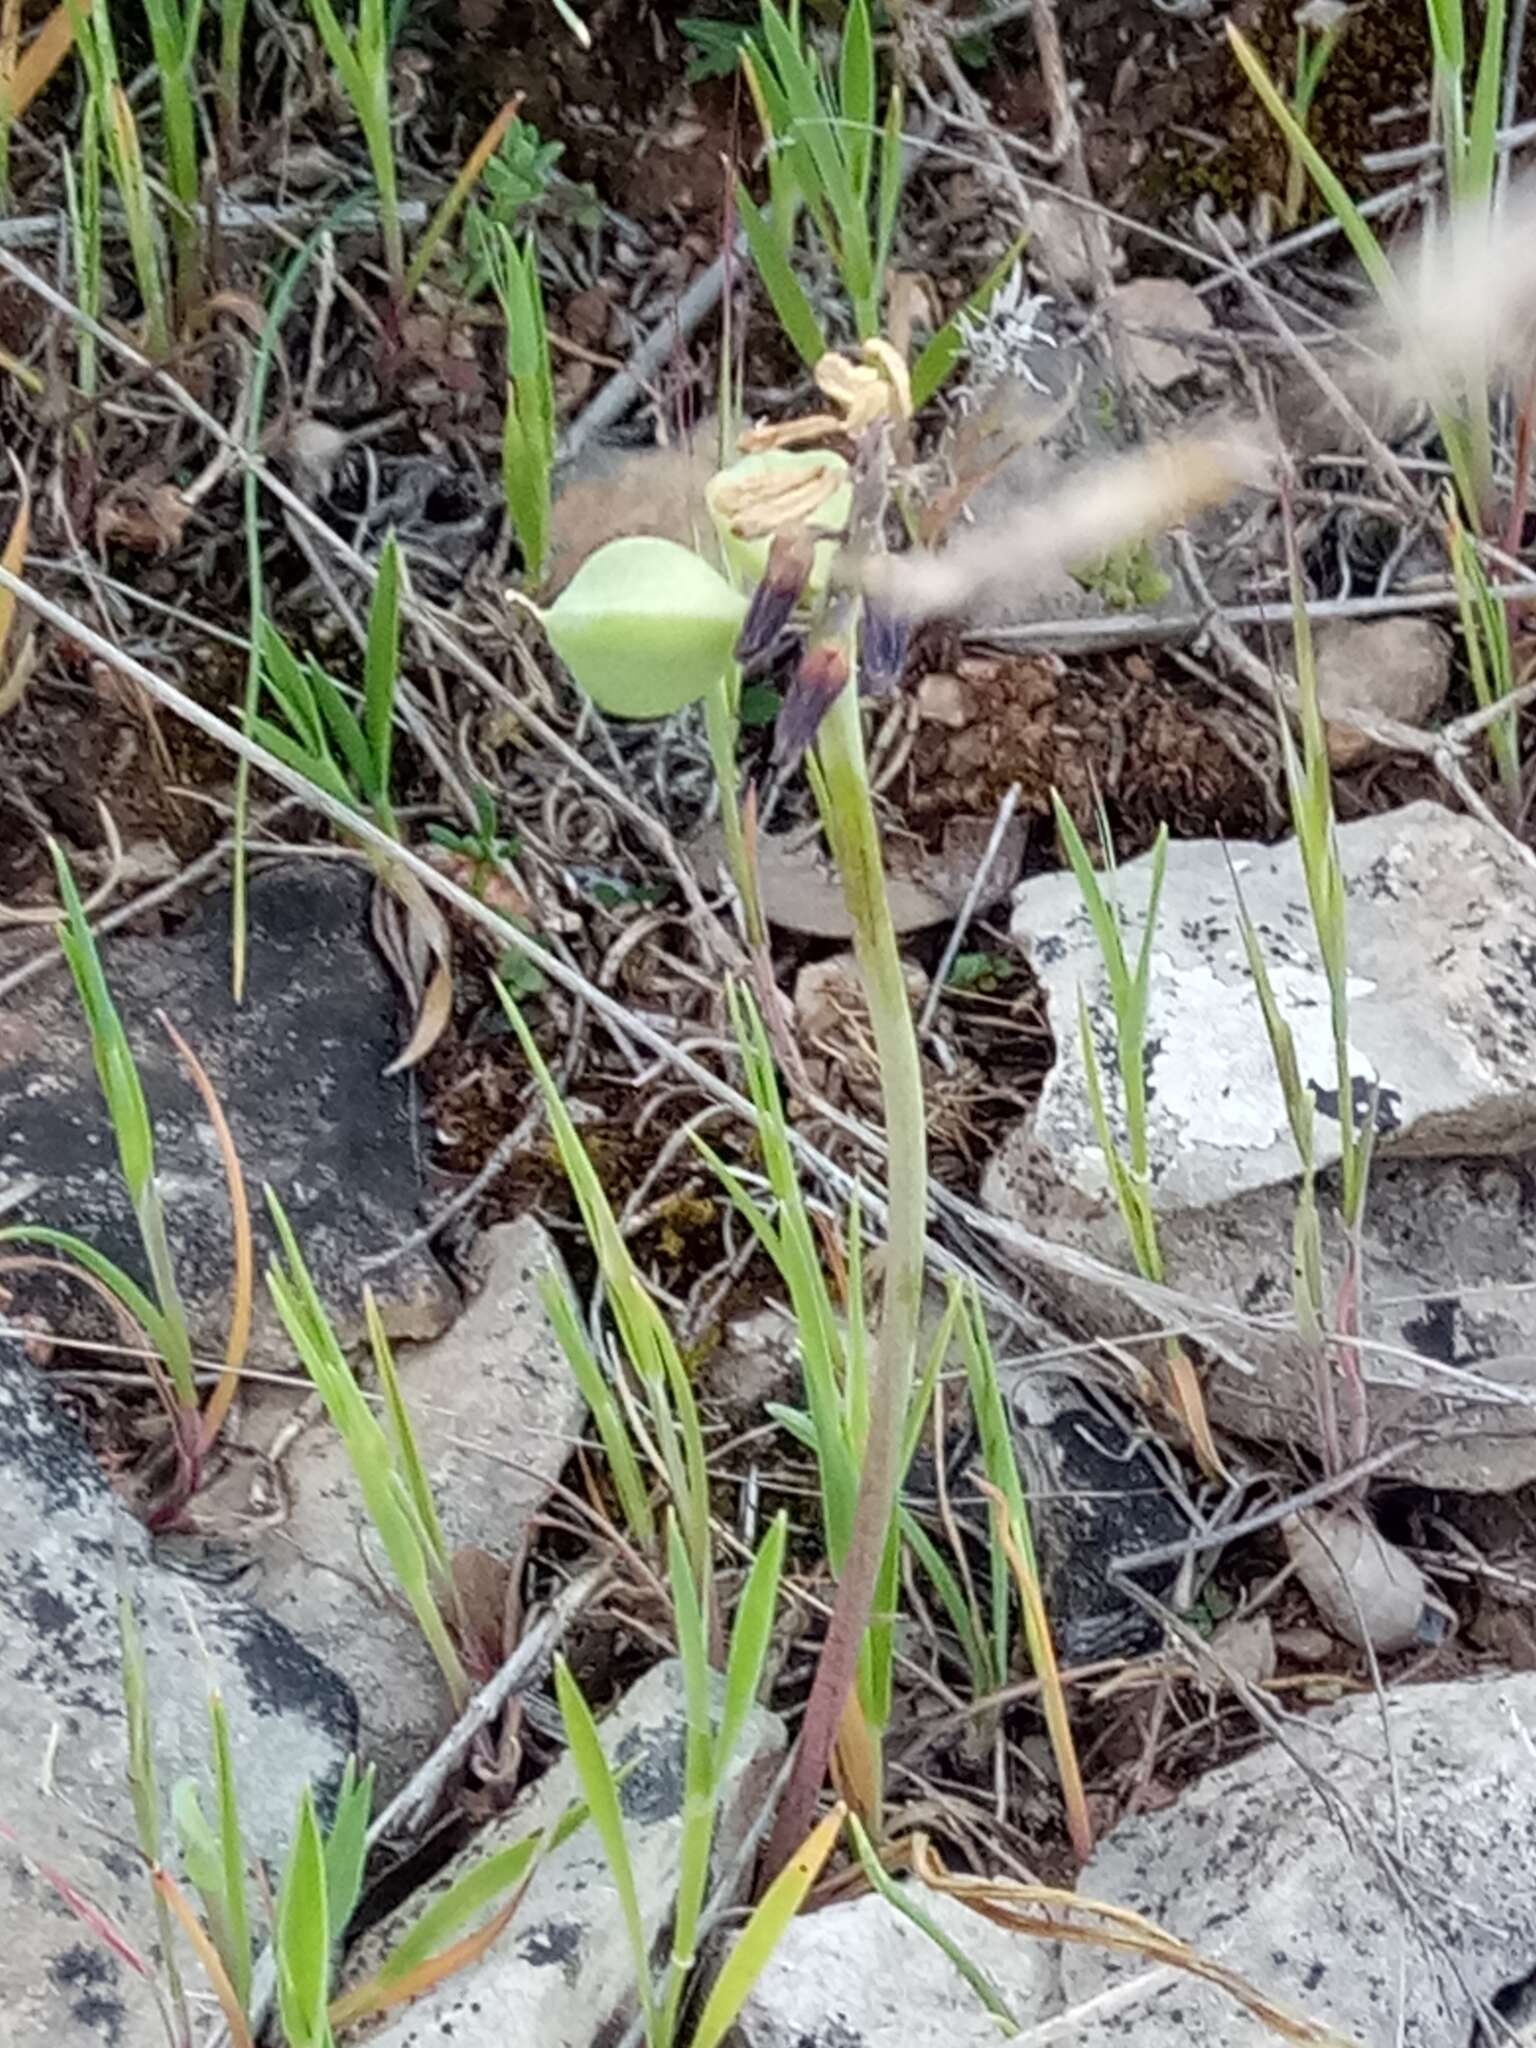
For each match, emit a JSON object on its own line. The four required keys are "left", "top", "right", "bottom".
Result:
{"left": 364, "top": 532, "right": 402, "bottom": 806}
{"left": 276, "top": 1788, "right": 332, "bottom": 2048}
{"left": 717, "top": 1512, "right": 787, "bottom": 1773}
{"left": 1467, "top": 0, "right": 1508, "bottom": 204}
{"left": 209, "top": 1690, "right": 252, "bottom": 2010}
{"left": 0, "top": 1224, "right": 170, "bottom": 1356}
{"left": 899, "top": 1507, "right": 992, "bottom": 1697}
{"left": 553, "top": 1659, "right": 657, "bottom": 2041}
{"left": 735, "top": 179, "right": 827, "bottom": 368}
{"left": 369, "top": 1810, "right": 585, "bottom": 1987}
{"left": 322, "top": 1756, "right": 375, "bottom": 1933}
{"left": 846, "top": 1815, "right": 1017, "bottom": 2028}
{"left": 538, "top": 1269, "right": 656, "bottom": 1548}
{"left": 366, "top": 1287, "right": 451, "bottom": 1582}
{"left": 1227, "top": 27, "right": 1402, "bottom": 314}
{"left": 838, "top": 0, "right": 874, "bottom": 208}
{"left": 49, "top": 841, "right": 156, "bottom": 1200}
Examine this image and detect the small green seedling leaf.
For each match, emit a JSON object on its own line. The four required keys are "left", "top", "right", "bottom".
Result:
{"left": 531, "top": 536, "right": 747, "bottom": 718}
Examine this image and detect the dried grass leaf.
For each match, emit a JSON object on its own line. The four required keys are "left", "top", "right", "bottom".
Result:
{"left": 0, "top": 456, "right": 32, "bottom": 720}
{"left": 0, "top": 3, "right": 74, "bottom": 124}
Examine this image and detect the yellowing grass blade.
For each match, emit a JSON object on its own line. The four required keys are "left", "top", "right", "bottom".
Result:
{"left": 152, "top": 1866, "right": 254, "bottom": 2048}
{"left": 158, "top": 1012, "right": 252, "bottom": 1451}
{"left": 982, "top": 1479, "right": 1093, "bottom": 1868}
{"left": 0, "top": 3, "right": 74, "bottom": 124}
{"left": 687, "top": 1803, "right": 845, "bottom": 2048}
{"left": 0, "top": 456, "right": 32, "bottom": 719}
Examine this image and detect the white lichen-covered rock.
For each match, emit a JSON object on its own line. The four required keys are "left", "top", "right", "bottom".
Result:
{"left": 1014, "top": 801, "right": 1536, "bottom": 1210}
{"left": 0, "top": 1348, "right": 355, "bottom": 2048}
{"left": 1060, "top": 1675, "right": 1536, "bottom": 2046}
{"left": 344, "top": 1659, "right": 784, "bottom": 2047}
{"left": 736, "top": 1885, "right": 1060, "bottom": 2047}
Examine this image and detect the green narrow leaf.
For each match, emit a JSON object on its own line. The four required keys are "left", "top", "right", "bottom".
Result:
{"left": 322, "top": 1756, "right": 375, "bottom": 1935}
{"left": 686, "top": 1803, "right": 844, "bottom": 2048}
{"left": 847, "top": 1815, "right": 1017, "bottom": 2028}
{"left": 366, "top": 1289, "right": 450, "bottom": 1582}
{"left": 209, "top": 1690, "right": 252, "bottom": 2010}
{"left": 364, "top": 533, "right": 402, "bottom": 804}
{"left": 716, "top": 1513, "right": 787, "bottom": 1774}
{"left": 735, "top": 179, "right": 827, "bottom": 368}
{"left": 276, "top": 1788, "right": 332, "bottom": 2048}
{"left": 553, "top": 1660, "right": 657, "bottom": 2039}
{"left": 839, "top": 0, "right": 875, "bottom": 206}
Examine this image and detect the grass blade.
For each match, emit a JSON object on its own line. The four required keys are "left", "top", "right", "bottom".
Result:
{"left": 553, "top": 1658, "right": 657, "bottom": 2042}
{"left": 275, "top": 1789, "right": 332, "bottom": 2048}
{"left": 686, "top": 1802, "right": 845, "bottom": 2048}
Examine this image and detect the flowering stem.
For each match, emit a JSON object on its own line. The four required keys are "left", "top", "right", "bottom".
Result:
{"left": 760, "top": 659, "right": 928, "bottom": 1881}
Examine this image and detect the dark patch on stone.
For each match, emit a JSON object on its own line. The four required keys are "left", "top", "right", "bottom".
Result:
{"left": 1403, "top": 1296, "right": 1460, "bottom": 1368}
{"left": 614, "top": 1713, "right": 686, "bottom": 1825}
{"left": 1310, "top": 1071, "right": 1402, "bottom": 1138}
{"left": 517, "top": 1916, "right": 584, "bottom": 1984}
{"left": 219, "top": 1601, "right": 357, "bottom": 1769}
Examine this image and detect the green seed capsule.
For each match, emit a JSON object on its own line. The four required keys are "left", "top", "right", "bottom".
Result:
{"left": 532, "top": 536, "right": 748, "bottom": 718}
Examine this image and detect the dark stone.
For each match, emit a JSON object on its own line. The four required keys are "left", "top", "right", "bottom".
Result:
{"left": 1006, "top": 1372, "right": 1188, "bottom": 1660}
{"left": 0, "top": 862, "right": 457, "bottom": 1366}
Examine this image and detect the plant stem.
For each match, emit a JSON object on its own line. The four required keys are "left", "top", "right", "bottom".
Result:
{"left": 703, "top": 669, "right": 766, "bottom": 951}
{"left": 760, "top": 669, "right": 927, "bottom": 1882}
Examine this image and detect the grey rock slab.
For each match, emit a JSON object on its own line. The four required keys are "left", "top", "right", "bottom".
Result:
{"left": 246, "top": 1216, "right": 586, "bottom": 1793}
{"left": 343, "top": 1657, "right": 785, "bottom": 2046}
{"left": 736, "top": 1885, "right": 1061, "bottom": 2048}
{"left": 0, "top": 861, "right": 457, "bottom": 1371}
{"left": 985, "top": 1127, "right": 1536, "bottom": 1491}
{"left": 1012, "top": 801, "right": 1536, "bottom": 1211}
{"left": 0, "top": 1342, "right": 355, "bottom": 2048}
{"left": 1060, "top": 1674, "right": 1536, "bottom": 2047}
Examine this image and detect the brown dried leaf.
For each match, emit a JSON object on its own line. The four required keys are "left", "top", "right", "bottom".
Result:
{"left": 95, "top": 477, "right": 191, "bottom": 556}
{"left": 373, "top": 867, "right": 455, "bottom": 1074}
{"left": 0, "top": 457, "right": 32, "bottom": 720}
{"left": 0, "top": 4, "right": 74, "bottom": 124}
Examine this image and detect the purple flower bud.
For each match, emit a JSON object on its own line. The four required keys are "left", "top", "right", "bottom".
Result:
{"left": 735, "top": 527, "right": 816, "bottom": 674}
{"left": 858, "top": 598, "right": 910, "bottom": 698}
{"left": 774, "top": 641, "right": 849, "bottom": 764}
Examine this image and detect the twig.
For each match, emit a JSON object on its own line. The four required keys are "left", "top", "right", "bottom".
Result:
{"left": 371, "top": 1567, "right": 605, "bottom": 1843}
{"left": 972, "top": 578, "right": 1536, "bottom": 650}
{"left": 917, "top": 782, "right": 1021, "bottom": 1037}
{"left": 559, "top": 242, "right": 736, "bottom": 461}
{"left": 0, "top": 196, "right": 429, "bottom": 250}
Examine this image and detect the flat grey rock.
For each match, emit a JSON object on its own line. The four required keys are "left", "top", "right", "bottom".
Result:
{"left": 0, "top": 861, "right": 457, "bottom": 1371}
{"left": 736, "top": 1884, "right": 1060, "bottom": 2047}
{"left": 246, "top": 1216, "right": 587, "bottom": 1791}
{"left": 1012, "top": 801, "right": 1536, "bottom": 1211}
{"left": 985, "top": 1120, "right": 1536, "bottom": 1492}
{"left": 344, "top": 1658, "right": 785, "bottom": 2046}
{"left": 0, "top": 1344, "right": 355, "bottom": 2047}
{"left": 1061, "top": 1674, "right": 1536, "bottom": 2046}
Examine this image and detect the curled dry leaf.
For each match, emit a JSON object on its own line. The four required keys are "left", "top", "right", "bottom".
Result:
{"left": 371, "top": 866, "right": 455, "bottom": 1075}
{"left": 94, "top": 476, "right": 192, "bottom": 557}
{"left": 1283, "top": 1509, "right": 1434, "bottom": 1654}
